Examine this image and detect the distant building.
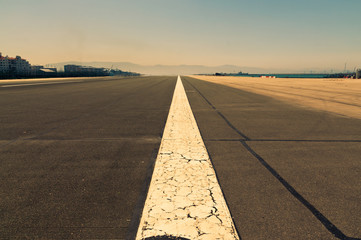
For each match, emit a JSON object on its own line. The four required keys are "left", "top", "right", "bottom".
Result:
{"left": 64, "top": 64, "right": 81, "bottom": 73}
{"left": 40, "top": 68, "right": 56, "bottom": 73}
{"left": 31, "top": 65, "right": 43, "bottom": 75}
{"left": 30, "top": 65, "right": 57, "bottom": 76}
{"left": 356, "top": 69, "right": 361, "bottom": 79}
{"left": 64, "top": 64, "right": 107, "bottom": 76}
{"left": 14, "top": 55, "right": 31, "bottom": 74}
{"left": 0, "top": 53, "right": 10, "bottom": 73}
{"left": 0, "top": 52, "right": 31, "bottom": 75}
{"left": 44, "top": 67, "right": 57, "bottom": 72}
{"left": 31, "top": 65, "right": 44, "bottom": 71}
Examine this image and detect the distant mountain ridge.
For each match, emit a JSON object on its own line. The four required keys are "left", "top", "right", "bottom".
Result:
{"left": 48, "top": 61, "right": 341, "bottom": 75}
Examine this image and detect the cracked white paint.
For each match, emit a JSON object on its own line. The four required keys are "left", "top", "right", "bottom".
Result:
{"left": 136, "top": 76, "right": 239, "bottom": 240}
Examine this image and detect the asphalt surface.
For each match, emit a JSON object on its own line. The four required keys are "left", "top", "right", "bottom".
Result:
{"left": 1, "top": 76, "right": 360, "bottom": 240}
{"left": 0, "top": 76, "right": 176, "bottom": 239}
{"left": 182, "top": 76, "right": 361, "bottom": 240}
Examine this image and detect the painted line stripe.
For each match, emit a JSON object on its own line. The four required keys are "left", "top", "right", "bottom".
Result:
{"left": 136, "top": 76, "right": 239, "bottom": 240}
{"left": 1, "top": 81, "right": 83, "bottom": 88}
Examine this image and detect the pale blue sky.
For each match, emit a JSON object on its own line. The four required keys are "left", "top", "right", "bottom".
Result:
{"left": 1, "top": 0, "right": 360, "bottom": 71}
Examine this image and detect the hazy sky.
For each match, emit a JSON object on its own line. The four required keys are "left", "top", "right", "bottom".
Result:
{"left": 1, "top": 0, "right": 360, "bottom": 71}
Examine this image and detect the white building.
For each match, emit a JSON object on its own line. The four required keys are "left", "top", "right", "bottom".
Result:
{"left": 0, "top": 52, "right": 31, "bottom": 75}
{"left": 0, "top": 53, "right": 10, "bottom": 73}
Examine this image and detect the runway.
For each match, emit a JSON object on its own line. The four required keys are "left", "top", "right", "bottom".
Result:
{"left": 0, "top": 76, "right": 176, "bottom": 239}
{"left": 0, "top": 76, "right": 360, "bottom": 239}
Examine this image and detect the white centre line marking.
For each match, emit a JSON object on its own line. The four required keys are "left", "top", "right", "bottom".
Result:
{"left": 1, "top": 81, "right": 83, "bottom": 88}
{"left": 136, "top": 76, "right": 239, "bottom": 240}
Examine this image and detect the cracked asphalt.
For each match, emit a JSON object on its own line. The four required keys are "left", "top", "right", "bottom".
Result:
{"left": 136, "top": 77, "right": 238, "bottom": 240}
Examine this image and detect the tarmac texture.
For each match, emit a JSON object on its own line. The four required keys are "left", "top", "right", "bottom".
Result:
{"left": 1, "top": 76, "right": 360, "bottom": 240}
{"left": 182, "top": 76, "right": 361, "bottom": 240}
{"left": 0, "top": 76, "right": 176, "bottom": 239}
